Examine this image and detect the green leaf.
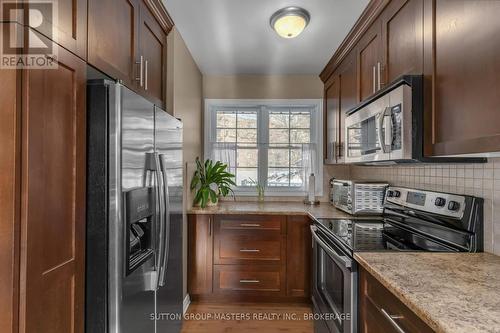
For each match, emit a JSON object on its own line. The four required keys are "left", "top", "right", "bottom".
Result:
{"left": 191, "top": 157, "right": 236, "bottom": 206}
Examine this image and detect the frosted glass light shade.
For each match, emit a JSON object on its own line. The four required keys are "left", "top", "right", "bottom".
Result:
{"left": 270, "top": 7, "right": 310, "bottom": 39}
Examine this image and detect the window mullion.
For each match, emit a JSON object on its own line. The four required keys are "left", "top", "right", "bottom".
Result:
{"left": 258, "top": 106, "right": 268, "bottom": 189}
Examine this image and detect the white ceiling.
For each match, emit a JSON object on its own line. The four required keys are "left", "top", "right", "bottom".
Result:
{"left": 163, "top": 0, "right": 369, "bottom": 75}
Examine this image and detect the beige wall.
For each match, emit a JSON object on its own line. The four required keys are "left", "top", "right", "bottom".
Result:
{"left": 167, "top": 27, "right": 203, "bottom": 299}
{"left": 203, "top": 74, "right": 323, "bottom": 99}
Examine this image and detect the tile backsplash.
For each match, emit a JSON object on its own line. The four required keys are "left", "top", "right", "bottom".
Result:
{"left": 349, "top": 158, "right": 500, "bottom": 255}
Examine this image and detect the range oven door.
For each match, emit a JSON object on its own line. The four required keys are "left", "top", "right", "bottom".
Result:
{"left": 311, "top": 225, "right": 356, "bottom": 333}
{"left": 344, "top": 84, "right": 412, "bottom": 164}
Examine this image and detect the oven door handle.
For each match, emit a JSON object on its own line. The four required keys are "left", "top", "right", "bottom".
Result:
{"left": 310, "top": 225, "right": 352, "bottom": 269}
{"left": 378, "top": 107, "right": 392, "bottom": 154}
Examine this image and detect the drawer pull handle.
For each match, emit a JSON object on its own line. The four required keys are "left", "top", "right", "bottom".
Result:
{"left": 380, "top": 308, "right": 406, "bottom": 333}
{"left": 239, "top": 279, "right": 260, "bottom": 283}
{"left": 239, "top": 249, "right": 260, "bottom": 252}
{"left": 240, "top": 223, "right": 261, "bottom": 227}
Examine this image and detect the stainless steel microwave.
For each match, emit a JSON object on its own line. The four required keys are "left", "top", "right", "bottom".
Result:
{"left": 344, "top": 75, "right": 485, "bottom": 164}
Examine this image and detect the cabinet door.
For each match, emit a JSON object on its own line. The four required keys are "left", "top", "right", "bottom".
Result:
{"left": 359, "top": 267, "right": 434, "bottom": 333}
{"left": 138, "top": 0, "right": 167, "bottom": 108}
{"left": 286, "top": 216, "right": 311, "bottom": 298}
{"left": 88, "top": 0, "right": 139, "bottom": 87}
{"left": 0, "top": 23, "right": 21, "bottom": 333}
{"left": 20, "top": 36, "right": 86, "bottom": 333}
{"left": 338, "top": 51, "right": 357, "bottom": 160}
{"left": 357, "top": 20, "right": 383, "bottom": 101}
{"left": 324, "top": 74, "right": 340, "bottom": 164}
{"left": 423, "top": 0, "right": 500, "bottom": 156}
{"left": 25, "top": 0, "right": 87, "bottom": 59}
{"left": 381, "top": 0, "right": 423, "bottom": 84}
{"left": 188, "top": 214, "right": 213, "bottom": 295}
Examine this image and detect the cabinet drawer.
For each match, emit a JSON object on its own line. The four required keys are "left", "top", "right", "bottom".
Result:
{"left": 218, "top": 236, "right": 281, "bottom": 262}
{"left": 360, "top": 267, "right": 434, "bottom": 333}
{"left": 218, "top": 215, "right": 284, "bottom": 232}
{"left": 214, "top": 265, "right": 283, "bottom": 293}
{"left": 215, "top": 228, "right": 284, "bottom": 264}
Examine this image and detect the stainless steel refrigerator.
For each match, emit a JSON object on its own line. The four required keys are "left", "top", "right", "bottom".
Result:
{"left": 86, "top": 80, "right": 183, "bottom": 333}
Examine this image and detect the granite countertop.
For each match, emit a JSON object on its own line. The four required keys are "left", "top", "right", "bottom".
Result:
{"left": 187, "top": 201, "right": 361, "bottom": 220}
{"left": 355, "top": 252, "right": 500, "bottom": 333}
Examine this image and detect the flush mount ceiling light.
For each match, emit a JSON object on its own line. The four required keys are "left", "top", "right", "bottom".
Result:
{"left": 270, "top": 7, "right": 310, "bottom": 39}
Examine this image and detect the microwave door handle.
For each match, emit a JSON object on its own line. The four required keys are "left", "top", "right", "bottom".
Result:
{"left": 378, "top": 107, "right": 392, "bottom": 153}
{"left": 157, "top": 154, "right": 170, "bottom": 287}
{"left": 372, "top": 66, "right": 377, "bottom": 93}
{"left": 310, "top": 225, "right": 352, "bottom": 269}
{"left": 331, "top": 140, "right": 337, "bottom": 162}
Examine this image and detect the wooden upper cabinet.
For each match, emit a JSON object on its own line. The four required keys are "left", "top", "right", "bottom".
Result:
{"left": 339, "top": 51, "right": 358, "bottom": 114}
{"left": 324, "top": 50, "right": 356, "bottom": 164}
{"left": 88, "top": 0, "right": 171, "bottom": 107}
{"left": 8, "top": 0, "right": 87, "bottom": 59}
{"left": 324, "top": 73, "right": 341, "bottom": 164}
{"left": 357, "top": 20, "right": 383, "bottom": 102}
{"left": 138, "top": 0, "right": 167, "bottom": 108}
{"left": 88, "top": 0, "right": 139, "bottom": 88}
{"left": 21, "top": 36, "right": 86, "bottom": 333}
{"left": 380, "top": 0, "right": 423, "bottom": 84}
{"left": 423, "top": 0, "right": 500, "bottom": 156}
{"left": 337, "top": 51, "right": 357, "bottom": 162}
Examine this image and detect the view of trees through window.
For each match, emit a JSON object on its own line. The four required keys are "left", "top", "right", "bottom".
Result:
{"left": 215, "top": 108, "right": 312, "bottom": 189}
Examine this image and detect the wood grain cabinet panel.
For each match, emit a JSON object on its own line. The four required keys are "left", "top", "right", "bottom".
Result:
{"left": 423, "top": 0, "right": 500, "bottom": 156}
{"left": 138, "top": 0, "right": 167, "bottom": 108}
{"left": 3, "top": 0, "right": 87, "bottom": 59}
{"left": 324, "top": 49, "right": 356, "bottom": 164}
{"left": 188, "top": 214, "right": 310, "bottom": 302}
{"left": 188, "top": 214, "right": 213, "bottom": 295}
{"left": 357, "top": 20, "right": 383, "bottom": 101}
{"left": 214, "top": 215, "right": 285, "bottom": 265}
{"left": 88, "top": 0, "right": 139, "bottom": 88}
{"left": 214, "top": 265, "right": 283, "bottom": 294}
{"left": 324, "top": 73, "right": 341, "bottom": 164}
{"left": 359, "top": 267, "right": 434, "bottom": 333}
{"left": 380, "top": 0, "right": 423, "bottom": 84}
{"left": 0, "top": 23, "right": 21, "bottom": 333}
{"left": 286, "top": 216, "right": 311, "bottom": 298}
{"left": 20, "top": 36, "right": 86, "bottom": 333}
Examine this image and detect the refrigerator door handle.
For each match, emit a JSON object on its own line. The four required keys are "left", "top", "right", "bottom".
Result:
{"left": 157, "top": 154, "right": 170, "bottom": 287}
{"left": 152, "top": 153, "right": 166, "bottom": 285}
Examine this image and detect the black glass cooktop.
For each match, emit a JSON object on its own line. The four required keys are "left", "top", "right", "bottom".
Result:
{"left": 315, "top": 218, "right": 463, "bottom": 253}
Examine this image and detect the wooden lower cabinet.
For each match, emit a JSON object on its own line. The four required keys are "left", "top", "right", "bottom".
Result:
{"left": 188, "top": 214, "right": 312, "bottom": 302}
{"left": 359, "top": 267, "right": 434, "bottom": 333}
{"left": 188, "top": 214, "right": 213, "bottom": 295}
{"left": 214, "top": 265, "right": 284, "bottom": 295}
{"left": 286, "top": 216, "right": 311, "bottom": 298}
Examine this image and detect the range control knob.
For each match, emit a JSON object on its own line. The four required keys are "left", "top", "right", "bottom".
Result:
{"left": 394, "top": 190, "right": 401, "bottom": 198}
{"left": 448, "top": 201, "right": 461, "bottom": 211}
{"left": 387, "top": 190, "right": 394, "bottom": 198}
{"left": 435, "top": 197, "right": 446, "bottom": 207}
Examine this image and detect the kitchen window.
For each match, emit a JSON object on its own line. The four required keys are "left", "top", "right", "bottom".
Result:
{"left": 204, "top": 99, "right": 323, "bottom": 196}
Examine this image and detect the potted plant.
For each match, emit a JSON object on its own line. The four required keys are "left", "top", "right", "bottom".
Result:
{"left": 190, "top": 158, "right": 236, "bottom": 208}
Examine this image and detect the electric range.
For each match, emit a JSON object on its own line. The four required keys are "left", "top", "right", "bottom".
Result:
{"left": 310, "top": 186, "right": 484, "bottom": 333}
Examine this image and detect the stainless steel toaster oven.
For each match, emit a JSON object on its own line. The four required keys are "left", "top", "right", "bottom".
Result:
{"left": 331, "top": 180, "right": 388, "bottom": 215}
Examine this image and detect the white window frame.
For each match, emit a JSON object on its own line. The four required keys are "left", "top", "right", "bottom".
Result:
{"left": 204, "top": 99, "right": 323, "bottom": 197}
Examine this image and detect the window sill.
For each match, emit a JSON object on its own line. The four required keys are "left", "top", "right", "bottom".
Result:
{"left": 230, "top": 190, "right": 323, "bottom": 197}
